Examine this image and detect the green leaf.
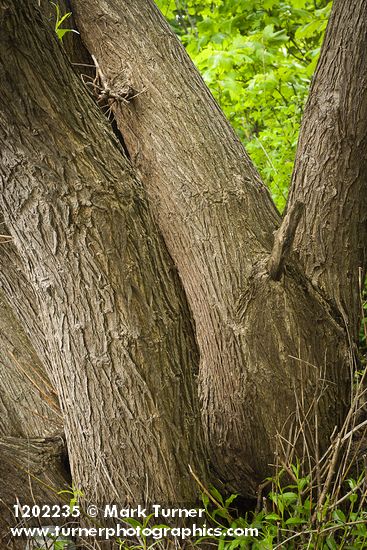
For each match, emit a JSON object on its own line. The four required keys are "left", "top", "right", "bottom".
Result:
{"left": 285, "top": 517, "right": 307, "bottom": 525}
{"left": 332, "top": 509, "right": 346, "bottom": 523}
{"left": 209, "top": 485, "right": 224, "bottom": 506}
{"left": 280, "top": 491, "right": 299, "bottom": 503}
{"left": 292, "top": 0, "right": 308, "bottom": 7}
{"left": 124, "top": 517, "right": 142, "bottom": 528}
{"left": 265, "top": 513, "right": 281, "bottom": 521}
{"left": 325, "top": 535, "right": 338, "bottom": 550}
{"left": 57, "top": 11, "right": 72, "bottom": 27}
{"left": 51, "top": 2, "right": 79, "bottom": 42}
{"left": 228, "top": 539, "right": 244, "bottom": 549}
{"left": 56, "top": 28, "right": 78, "bottom": 40}
{"left": 202, "top": 493, "right": 210, "bottom": 508}
{"left": 225, "top": 493, "right": 239, "bottom": 507}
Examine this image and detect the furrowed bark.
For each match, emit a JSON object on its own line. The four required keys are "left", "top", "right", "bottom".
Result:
{"left": 0, "top": 0, "right": 207, "bottom": 506}
{"left": 288, "top": 0, "right": 367, "bottom": 339}
{"left": 0, "top": 212, "right": 62, "bottom": 394}
{"left": 72, "top": 0, "right": 352, "bottom": 493}
{"left": 0, "top": 291, "right": 68, "bottom": 547}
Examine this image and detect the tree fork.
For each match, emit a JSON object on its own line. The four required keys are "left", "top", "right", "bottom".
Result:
{"left": 72, "top": 0, "right": 353, "bottom": 494}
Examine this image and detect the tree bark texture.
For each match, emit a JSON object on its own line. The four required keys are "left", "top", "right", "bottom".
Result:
{"left": 72, "top": 0, "right": 355, "bottom": 493}
{"left": 0, "top": 0, "right": 207, "bottom": 506}
{"left": 0, "top": 290, "right": 61, "bottom": 438}
{"left": 0, "top": 218, "right": 69, "bottom": 531}
{"left": 0, "top": 436, "right": 70, "bottom": 549}
{"left": 288, "top": 0, "right": 367, "bottom": 340}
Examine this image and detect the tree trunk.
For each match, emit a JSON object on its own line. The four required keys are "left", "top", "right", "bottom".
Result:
{"left": 288, "top": 0, "right": 367, "bottom": 340}
{"left": 0, "top": 290, "right": 61, "bottom": 437}
{"left": 0, "top": 0, "right": 207, "bottom": 507}
{"left": 0, "top": 0, "right": 365, "bottom": 524}
{"left": 0, "top": 226, "right": 69, "bottom": 543}
{"left": 72, "top": 0, "right": 358, "bottom": 493}
{"left": 0, "top": 290, "right": 68, "bottom": 546}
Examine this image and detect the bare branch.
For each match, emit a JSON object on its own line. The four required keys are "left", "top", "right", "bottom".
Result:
{"left": 268, "top": 201, "right": 304, "bottom": 281}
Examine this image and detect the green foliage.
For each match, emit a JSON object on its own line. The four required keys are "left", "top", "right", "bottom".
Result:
{"left": 155, "top": 0, "right": 331, "bottom": 211}
{"left": 51, "top": 2, "right": 79, "bottom": 42}
{"left": 57, "top": 485, "right": 83, "bottom": 513}
{"left": 198, "top": 466, "right": 367, "bottom": 549}
{"left": 117, "top": 514, "right": 170, "bottom": 549}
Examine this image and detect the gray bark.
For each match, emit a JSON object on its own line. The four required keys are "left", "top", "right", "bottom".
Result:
{"left": 71, "top": 0, "right": 356, "bottom": 494}
{"left": 288, "top": 0, "right": 367, "bottom": 340}
{"left": 0, "top": 0, "right": 365, "bottom": 519}
{"left": 0, "top": 290, "right": 61, "bottom": 437}
{"left": 0, "top": 0, "right": 207, "bottom": 507}
{"left": 0, "top": 291, "right": 67, "bottom": 548}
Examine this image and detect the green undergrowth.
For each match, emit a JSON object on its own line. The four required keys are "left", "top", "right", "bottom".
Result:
{"left": 194, "top": 468, "right": 367, "bottom": 549}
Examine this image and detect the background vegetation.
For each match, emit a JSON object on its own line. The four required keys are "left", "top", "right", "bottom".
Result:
{"left": 155, "top": 0, "right": 331, "bottom": 211}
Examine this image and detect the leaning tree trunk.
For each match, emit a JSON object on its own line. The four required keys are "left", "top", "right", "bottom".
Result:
{"left": 0, "top": 221, "right": 68, "bottom": 543}
{"left": 0, "top": 0, "right": 207, "bottom": 508}
{"left": 287, "top": 0, "right": 367, "bottom": 341}
{"left": 0, "top": 291, "right": 69, "bottom": 546}
{"left": 71, "top": 0, "right": 364, "bottom": 494}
